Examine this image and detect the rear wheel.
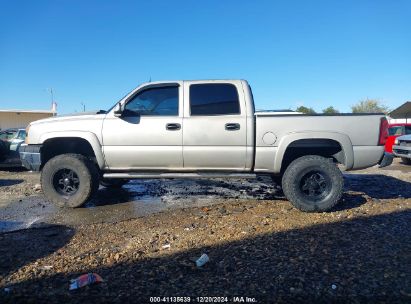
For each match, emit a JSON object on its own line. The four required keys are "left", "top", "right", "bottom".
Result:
{"left": 401, "top": 157, "right": 411, "bottom": 165}
{"left": 100, "top": 178, "right": 129, "bottom": 188}
{"left": 282, "top": 155, "right": 344, "bottom": 212}
{"left": 41, "top": 154, "right": 99, "bottom": 208}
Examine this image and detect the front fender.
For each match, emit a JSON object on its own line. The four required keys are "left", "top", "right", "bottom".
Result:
{"left": 40, "top": 131, "right": 105, "bottom": 169}
{"left": 274, "top": 131, "right": 354, "bottom": 172}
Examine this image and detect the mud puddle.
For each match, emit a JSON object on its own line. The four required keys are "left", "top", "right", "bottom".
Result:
{"left": 0, "top": 176, "right": 279, "bottom": 233}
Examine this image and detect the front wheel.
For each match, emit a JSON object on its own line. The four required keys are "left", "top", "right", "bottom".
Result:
{"left": 41, "top": 154, "right": 99, "bottom": 208}
{"left": 282, "top": 155, "right": 344, "bottom": 212}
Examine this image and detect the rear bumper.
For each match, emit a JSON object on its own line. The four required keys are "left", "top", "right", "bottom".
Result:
{"left": 393, "top": 145, "right": 411, "bottom": 159}
{"left": 19, "top": 144, "right": 42, "bottom": 171}
{"left": 378, "top": 152, "right": 394, "bottom": 168}
{"left": 351, "top": 146, "right": 385, "bottom": 170}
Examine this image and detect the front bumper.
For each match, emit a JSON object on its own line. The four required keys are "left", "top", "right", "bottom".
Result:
{"left": 19, "top": 144, "right": 42, "bottom": 171}
{"left": 392, "top": 144, "right": 411, "bottom": 160}
{"left": 378, "top": 152, "right": 394, "bottom": 168}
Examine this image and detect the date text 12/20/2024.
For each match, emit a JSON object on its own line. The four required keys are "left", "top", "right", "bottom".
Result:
{"left": 149, "top": 296, "right": 257, "bottom": 303}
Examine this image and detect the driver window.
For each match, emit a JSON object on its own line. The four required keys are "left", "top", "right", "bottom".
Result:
{"left": 124, "top": 86, "right": 178, "bottom": 116}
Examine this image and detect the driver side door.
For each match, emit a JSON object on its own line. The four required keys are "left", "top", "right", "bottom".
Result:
{"left": 102, "top": 83, "right": 184, "bottom": 170}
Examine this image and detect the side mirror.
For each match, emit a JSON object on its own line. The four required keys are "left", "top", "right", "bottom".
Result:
{"left": 113, "top": 103, "right": 123, "bottom": 117}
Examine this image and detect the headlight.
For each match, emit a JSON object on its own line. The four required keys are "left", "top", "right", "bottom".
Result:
{"left": 394, "top": 138, "right": 399, "bottom": 145}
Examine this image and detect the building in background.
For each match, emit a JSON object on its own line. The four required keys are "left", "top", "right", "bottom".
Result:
{"left": 0, "top": 107, "right": 56, "bottom": 130}
{"left": 388, "top": 101, "right": 411, "bottom": 124}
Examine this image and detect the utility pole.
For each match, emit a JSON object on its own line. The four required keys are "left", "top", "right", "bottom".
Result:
{"left": 49, "top": 88, "right": 57, "bottom": 116}
{"left": 49, "top": 88, "right": 54, "bottom": 103}
{"left": 81, "top": 102, "right": 86, "bottom": 112}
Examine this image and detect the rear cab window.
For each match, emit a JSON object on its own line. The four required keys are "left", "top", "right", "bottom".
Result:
{"left": 189, "top": 83, "right": 240, "bottom": 116}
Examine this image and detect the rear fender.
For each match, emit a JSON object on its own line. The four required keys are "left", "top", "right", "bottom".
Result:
{"left": 274, "top": 131, "right": 354, "bottom": 172}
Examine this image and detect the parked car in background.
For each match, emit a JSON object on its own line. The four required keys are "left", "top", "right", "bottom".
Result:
{"left": 392, "top": 134, "right": 411, "bottom": 165}
{"left": 385, "top": 123, "right": 411, "bottom": 153}
{"left": 8, "top": 129, "right": 26, "bottom": 151}
{"left": 0, "top": 140, "right": 8, "bottom": 162}
{"left": 0, "top": 128, "right": 19, "bottom": 141}
{"left": 0, "top": 128, "right": 26, "bottom": 167}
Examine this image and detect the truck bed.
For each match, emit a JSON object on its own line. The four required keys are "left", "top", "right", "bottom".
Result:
{"left": 254, "top": 112, "right": 385, "bottom": 172}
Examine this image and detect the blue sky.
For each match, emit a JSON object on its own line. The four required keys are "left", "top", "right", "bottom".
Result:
{"left": 0, "top": 0, "right": 410, "bottom": 114}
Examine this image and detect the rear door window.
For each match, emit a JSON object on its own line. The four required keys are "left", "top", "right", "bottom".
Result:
{"left": 189, "top": 84, "right": 240, "bottom": 116}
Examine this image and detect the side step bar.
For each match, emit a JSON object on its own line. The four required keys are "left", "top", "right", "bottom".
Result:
{"left": 103, "top": 172, "right": 257, "bottom": 179}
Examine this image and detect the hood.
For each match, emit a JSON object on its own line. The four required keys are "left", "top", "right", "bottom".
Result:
{"left": 397, "top": 134, "right": 411, "bottom": 141}
{"left": 30, "top": 110, "right": 106, "bottom": 125}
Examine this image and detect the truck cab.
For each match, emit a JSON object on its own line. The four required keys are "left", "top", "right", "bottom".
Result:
{"left": 102, "top": 80, "right": 253, "bottom": 171}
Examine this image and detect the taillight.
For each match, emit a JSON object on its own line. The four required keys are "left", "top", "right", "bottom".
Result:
{"left": 378, "top": 117, "right": 389, "bottom": 146}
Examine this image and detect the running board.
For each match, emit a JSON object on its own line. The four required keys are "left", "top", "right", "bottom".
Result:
{"left": 103, "top": 172, "right": 257, "bottom": 179}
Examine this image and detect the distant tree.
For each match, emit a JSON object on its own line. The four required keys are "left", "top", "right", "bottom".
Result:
{"left": 351, "top": 99, "right": 389, "bottom": 114}
{"left": 322, "top": 106, "right": 340, "bottom": 114}
{"left": 296, "top": 106, "right": 316, "bottom": 114}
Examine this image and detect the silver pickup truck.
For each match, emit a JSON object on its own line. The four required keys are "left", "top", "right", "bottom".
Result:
{"left": 20, "top": 80, "right": 393, "bottom": 212}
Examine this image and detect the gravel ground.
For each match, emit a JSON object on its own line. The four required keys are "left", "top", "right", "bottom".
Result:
{"left": 0, "top": 169, "right": 40, "bottom": 206}
{"left": 0, "top": 160, "right": 410, "bottom": 303}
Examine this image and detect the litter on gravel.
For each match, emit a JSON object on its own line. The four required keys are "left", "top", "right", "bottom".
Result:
{"left": 41, "top": 265, "right": 53, "bottom": 270}
{"left": 69, "top": 273, "right": 104, "bottom": 290}
{"left": 195, "top": 253, "right": 210, "bottom": 267}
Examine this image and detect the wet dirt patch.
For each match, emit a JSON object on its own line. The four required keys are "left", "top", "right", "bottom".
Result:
{"left": 0, "top": 176, "right": 281, "bottom": 232}
{"left": 0, "top": 159, "right": 409, "bottom": 233}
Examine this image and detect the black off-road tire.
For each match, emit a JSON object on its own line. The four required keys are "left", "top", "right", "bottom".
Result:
{"left": 41, "top": 154, "right": 100, "bottom": 208}
{"left": 100, "top": 178, "right": 129, "bottom": 188}
{"left": 282, "top": 155, "right": 344, "bottom": 212}
{"left": 401, "top": 157, "right": 411, "bottom": 165}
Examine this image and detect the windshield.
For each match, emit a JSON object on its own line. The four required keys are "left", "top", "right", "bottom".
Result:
{"left": 106, "top": 88, "right": 135, "bottom": 113}
{"left": 388, "top": 126, "right": 404, "bottom": 136}
{"left": 0, "top": 130, "right": 18, "bottom": 141}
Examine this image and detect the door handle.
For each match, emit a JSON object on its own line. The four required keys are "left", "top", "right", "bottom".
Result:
{"left": 166, "top": 123, "right": 181, "bottom": 131}
{"left": 225, "top": 123, "right": 240, "bottom": 131}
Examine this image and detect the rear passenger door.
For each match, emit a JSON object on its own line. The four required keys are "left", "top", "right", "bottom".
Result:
{"left": 182, "top": 81, "right": 247, "bottom": 170}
